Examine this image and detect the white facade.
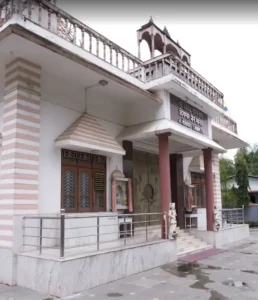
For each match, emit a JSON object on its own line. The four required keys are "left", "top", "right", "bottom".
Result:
{"left": 0, "top": 0, "right": 249, "bottom": 295}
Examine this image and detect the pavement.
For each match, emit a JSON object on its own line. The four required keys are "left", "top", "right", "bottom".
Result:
{"left": 1, "top": 229, "right": 258, "bottom": 300}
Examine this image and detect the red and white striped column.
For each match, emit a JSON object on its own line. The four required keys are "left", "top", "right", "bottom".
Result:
{"left": 0, "top": 58, "right": 41, "bottom": 248}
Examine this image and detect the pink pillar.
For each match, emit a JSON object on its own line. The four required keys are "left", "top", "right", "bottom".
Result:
{"left": 128, "top": 179, "right": 133, "bottom": 213}
{"left": 158, "top": 133, "right": 171, "bottom": 238}
{"left": 203, "top": 148, "right": 214, "bottom": 231}
{"left": 111, "top": 179, "right": 117, "bottom": 212}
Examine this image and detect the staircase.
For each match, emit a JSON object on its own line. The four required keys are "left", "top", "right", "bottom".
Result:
{"left": 176, "top": 228, "right": 212, "bottom": 256}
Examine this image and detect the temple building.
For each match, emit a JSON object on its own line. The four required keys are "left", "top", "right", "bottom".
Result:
{"left": 0, "top": 1, "right": 249, "bottom": 298}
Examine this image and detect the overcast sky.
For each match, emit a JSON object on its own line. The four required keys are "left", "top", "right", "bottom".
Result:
{"left": 58, "top": 1, "right": 258, "bottom": 159}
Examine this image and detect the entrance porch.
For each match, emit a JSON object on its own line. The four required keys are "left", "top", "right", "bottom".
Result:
{"left": 117, "top": 118, "right": 225, "bottom": 233}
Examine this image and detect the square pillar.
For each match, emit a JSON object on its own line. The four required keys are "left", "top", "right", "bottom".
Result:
{"left": 122, "top": 140, "right": 134, "bottom": 212}
{"left": 203, "top": 148, "right": 214, "bottom": 231}
{"left": 170, "top": 154, "right": 184, "bottom": 229}
{"left": 0, "top": 58, "right": 41, "bottom": 284}
{"left": 158, "top": 133, "right": 171, "bottom": 238}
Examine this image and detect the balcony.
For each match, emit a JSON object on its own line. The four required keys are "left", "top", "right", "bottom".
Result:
{"left": 212, "top": 114, "right": 247, "bottom": 150}
{"left": 0, "top": 0, "right": 224, "bottom": 110}
{"left": 0, "top": 0, "right": 143, "bottom": 78}
{"left": 138, "top": 54, "right": 224, "bottom": 109}
{"left": 213, "top": 115, "right": 237, "bottom": 134}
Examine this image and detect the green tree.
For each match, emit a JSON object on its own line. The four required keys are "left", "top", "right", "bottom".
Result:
{"left": 222, "top": 187, "right": 238, "bottom": 208}
{"left": 219, "top": 156, "right": 235, "bottom": 206}
{"left": 220, "top": 156, "right": 235, "bottom": 181}
{"left": 236, "top": 144, "right": 258, "bottom": 175}
{"left": 234, "top": 153, "right": 250, "bottom": 205}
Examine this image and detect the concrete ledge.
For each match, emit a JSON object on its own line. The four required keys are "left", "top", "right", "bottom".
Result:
{"left": 17, "top": 240, "right": 177, "bottom": 297}
{"left": 0, "top": 248, "right": 16, "bottom": 285}
{"left": 192, "top": 224, "right": 250, "bottom": 248}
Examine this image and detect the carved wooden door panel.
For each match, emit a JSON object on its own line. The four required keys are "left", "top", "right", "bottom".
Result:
{"left": 147, "top": 153, "right": 160, "bottom": 225}
{"left": 133, "top": 150, "right": 160, "bottom": 227}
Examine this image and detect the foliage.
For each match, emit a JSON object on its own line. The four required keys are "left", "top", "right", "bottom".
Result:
{"left": 234, "top": 152, "right": 250, "bottom": 205}
{"left": 219, "top": 156, "right": 236, "bottom": 206}
{"left": 235, "top": 145, "right": 258, "bottom": 176}
{"left": 219, "top": 157, "right": 235, "bottom": 181}
{"left": 222, "top": 186, "right": 238, "bottom": 208}
{"left": 219, "top": 144, "right": 258, "bottom": 206}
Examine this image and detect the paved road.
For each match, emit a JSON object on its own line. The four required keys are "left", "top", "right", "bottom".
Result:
{"left": 1, "top": 230, "right": 258, "bottom": 300}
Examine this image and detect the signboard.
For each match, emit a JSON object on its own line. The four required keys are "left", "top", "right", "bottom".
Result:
{"left": 170, "top": 94, "right": 208, "bottom": 136}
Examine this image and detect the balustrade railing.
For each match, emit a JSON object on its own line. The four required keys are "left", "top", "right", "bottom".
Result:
{"left": 0, "top": 0, "right": 225, "bottom": 109}
{"left": 213, "top": 115, "right": 238, "bottom": 134}
{"left": 141, "top": 54, "right": 224, "bottom": 108}
{"left": 0, "top": 0, "right": 144, "bottom": 78}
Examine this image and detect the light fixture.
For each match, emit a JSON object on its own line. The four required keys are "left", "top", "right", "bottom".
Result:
{"left": 98, "top": 79, "right": 108, "bottom": 86}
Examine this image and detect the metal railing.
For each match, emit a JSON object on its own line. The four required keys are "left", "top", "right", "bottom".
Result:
{"left": 23, "top": 211, "right": 168, "bottom": 258}
{"left": 220, "top": 206, "right": 245, "bottom": 228}
{"left": 0, "top": 0, "right": 225, "bottom": 109}
{"left": 213, "top": 115, "right": 238, "bottom": 134}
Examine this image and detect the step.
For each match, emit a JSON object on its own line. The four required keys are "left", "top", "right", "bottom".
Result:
{"left": 177, "top": 231, "right": 204, "bottom": 241}
{"left": 177, "top": 231, "right": 196, "bottom": 237}
{"left": 177, "top": 238, "right": 207, "bottom": 246}
{"left": 178, "top": 242, "right": 211, "bottom": 251}
{"left": 177, "top": 235, "right": 201, "bottom": 241}
{"left": 177, "top": 241, "right": 207, "bottom": 249}
{"left": 175, "top": 228, "right": 213, "bottom": 256}
{"left": 178, "top": 244, "right": 212, "bottom": 256}
{"left": 178, "top": 241, "right": 208, "bottom": 250}
{"left": 177, "top": 237, "right": 204, "bottom": 244}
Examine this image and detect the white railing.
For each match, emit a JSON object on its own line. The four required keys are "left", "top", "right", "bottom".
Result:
{"left": 213, "top": 115, "right": 238, "bottom": 134}
{"left": 140, "top": 54, "right": 224, "bottom": 108}
{"left": 0, "top": 0, "right": 144, "bottom": 78}
{"left": 0, "top": 0, "right": 225, "bottom": 109}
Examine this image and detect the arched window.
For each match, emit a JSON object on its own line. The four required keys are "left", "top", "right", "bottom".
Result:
{"left": 166, "top": 44, "right": 180, "bottom": 57}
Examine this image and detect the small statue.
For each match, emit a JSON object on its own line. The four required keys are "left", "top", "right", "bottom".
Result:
{"left": 168, "top": 203, "right": 178, "bottom": 239}
{"left": 213, "top": 205, "right": 220, "bottom": 231}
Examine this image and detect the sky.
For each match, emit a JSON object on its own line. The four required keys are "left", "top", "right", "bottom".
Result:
{"left": 57, "top": 0, "right": 258, "bottom": 160}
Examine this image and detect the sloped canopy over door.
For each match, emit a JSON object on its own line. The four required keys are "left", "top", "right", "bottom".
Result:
{"left": 55, "top": 113, "right": 125, "bottom": 156}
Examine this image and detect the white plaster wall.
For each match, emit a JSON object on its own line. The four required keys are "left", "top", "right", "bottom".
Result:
{"left": 39, "top": 71, "right": 124, "bottom": 214}
{"left": 197, "top": 208, "right": 207, "bottom": 230}
{"left": 0, "top": 249, "right": 16, "bottom": 285}
{"left": 207, "top": 116, "right": 213, "bottom": 139}
{"left": 97, "top": 118, "right": 123, "bottom": 211}
{"left": 154, "top": 90, "right": 171, "bottom": 119}
{"left": 39, "top": 101, "right": 77, "bottom": 213}
{"left": 249, "top": 178, "right": 258, "bottom": 191}
{"left": 124, "top": 100, "right": 161, "bottom": 126}
{"left": 193, "top": 224, "right": 249, "bottom": 248}
{"left": 124, "top": 90, "right": 172, "bottom": 126}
